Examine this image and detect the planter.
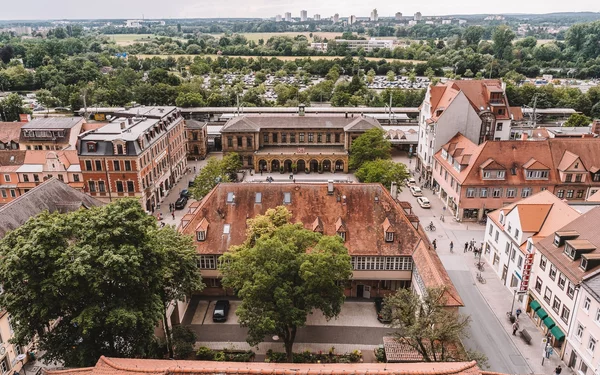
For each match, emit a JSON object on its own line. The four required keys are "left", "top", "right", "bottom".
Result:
{"left": 305, "top": 168, "right": 310, "bottom": 174}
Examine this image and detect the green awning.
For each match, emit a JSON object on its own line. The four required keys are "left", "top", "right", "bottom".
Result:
{"left": 550, "top": 326, "right": 565, "bottom": 341}
{"left": 536, "top": 308, "right": 548, "bottom": 320}
{"left": 530, "top": 300, "right": 541, "bottom": 311}
{"left": 543, "top": 316, "right": 556, "bottom": 329}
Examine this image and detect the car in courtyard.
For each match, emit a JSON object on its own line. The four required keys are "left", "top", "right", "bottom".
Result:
{"left": 405, "top": 177, "right": 416, "bottom": 187}
{"left": 180, "top": 189, "right": 191, "bottom": 198}
{"left": 212, "top": 300, "right": 230, "bottom": 322}
{"left": 409, "top": 186, "right": 423, "bottom": 197}
{"left": 374, "top": 297, "right": 391, "bottom": 324}
{"left": 174, "top": 196, "right": 188, "bottom": 210}
{"left": 416, "top": 197, "right": 431, "bottom": 208}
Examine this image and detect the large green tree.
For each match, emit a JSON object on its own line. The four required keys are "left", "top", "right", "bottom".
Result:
{"left": 563, "top": 113, "right": 592, "bottom": 127}
{"left": 355, "top": 159, "right": 409, "bottom": 190}
{"left": 0, "top": 199, "right": 203, "bottom": 366}
{"left": 0, "top": 93, "right": 29, "bottom": 122}
{"left": 349, "top": 128, "right": 392, "bottom": 169}
{"left": 191, "top": 153, "right": 241, "bottom": 199}
{"left": 385, "top": 287, "right": 487, "bottom": 367}
{"left": 219, "top": 207, "right": 352, "bottom": 362}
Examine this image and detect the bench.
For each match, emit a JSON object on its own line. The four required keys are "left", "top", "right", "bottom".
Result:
{"left": 520, "top": 329, "right": 532, "bottom": 345}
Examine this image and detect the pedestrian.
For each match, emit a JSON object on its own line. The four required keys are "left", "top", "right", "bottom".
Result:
{"left": 450, "top": 241, "right": 454, "bottom": 253}
{"left": 554, "top": 366, "right": 562, "bottom": 375}
{"left": 171, "top": 211, "right": 175, "bottom": 220}
{"left": 512, "top": 321, "right": 519, "bottom": 335}
{"left": 194, "top": 166, "right": 196, "bottom": 173}
{"left": 432, "top": 239, "right": 437, "bottom": 250}
{"left": 464, "top": 242, "right": 468, "bottom": 253}
{"left": 516, "top": 308, "right": 522, "bottom": 319}
{"left": 418, "top": 176, "right": 422, "bottom": 183}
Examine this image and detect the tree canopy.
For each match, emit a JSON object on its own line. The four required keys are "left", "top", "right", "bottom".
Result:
{"left": 219, "top": 206, "right": 353, "bottom": 362}
{"left": 355, "top": 159, "right": 409, "bottom": 190}
{"left": 349, "top": 128, "right": 392, "bottom": 169}
{"left": 0, "top": 199, "right": 203, "bottom": 366}
{"left": 385, "top": 287, "right": 487, "bottom": 367}
{"left": 191, "top": 153, "right": 241, "bottom": 199}
{"left": 563, "top": 113, "right": 592, "bottom": 127}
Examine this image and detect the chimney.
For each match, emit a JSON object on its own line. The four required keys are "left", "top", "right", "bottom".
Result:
{"left": 342, "top": 195, "right": 347, "bottom": 205}
{"left": 327, "top": 180, "right": 334, "bottom": 195}
{"left": 521, "top": 133, "right": 528, "bottom": 141}
{"left": 120, "top": 122, "right": 126, "bottom": 130}
{"left": 158, "top": 108, "right": 164, "bottom": 113}
{"left": 390, "top": 182, "right": 398, "bottom": 198}
{"left": 592, "top": 120, "right": 600, "bottom": 136}
{"left": 128, "top": 118, "right": 133, "bottom": 125}
{"left": 299, "top": 103, "right": 305, "bottom": 117}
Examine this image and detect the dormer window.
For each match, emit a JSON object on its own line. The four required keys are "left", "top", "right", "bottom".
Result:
{"left": 580, "top": 257, "right": 588, "bottom": 271}
{"left": 564, "top": 243, "right": 576, "bottom": 259}
{"left": 117, "top": 144, "right": 124, "bottom": 155}
{"left": 196, "top": 218, "right": 209, "bottom": 242}
{"left": 338, "top": 231, "right": 346, "bottom": 242}
{"left": 197, "top": 230, "right": 206, "bottom": 241}
{"left": 499, "top": 213, "right": 504, "bottom": 224}
{"left": 87, "top": 142, "right": 97, "bottom": 152}
{"left": 483, "top": 171, "right": 491, "bottom": 179}
{"left": 497, "top": 171, "right": 505, "bottom": 179}
{"left": 554, "top": 234, "right": 561, "bottom": 247}
{"left": 526, "top": 170, "right": 549, "bottom": 179}
{"left": 385, "top": 232, "right": 394, "bottom": 242}
{"left": 226, "top": 192, "right": 235, "bottom": 204}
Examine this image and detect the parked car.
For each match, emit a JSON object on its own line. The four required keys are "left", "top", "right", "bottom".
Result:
{"left": 188, "top": 180, "right": 195, "bottom": 188}
{"left": 174, "top": 196, "right": 188, "bottom": 210}
{"left": 416, "top": 197, "right": 431, "bottom": 208}
{"left": 180, "top": 189, "right": 191, "bottom": 198}
{"left": 405, "top": 177, "right": 416, "bottom": 187}
{"left": 410, "top": 186, "right": 423, "bottom": 197}
{"left": 374, "top": 297, "right": 391, "bottom": 324}
{"left": 212, "top": 300, "right": 230, "bottom": 322}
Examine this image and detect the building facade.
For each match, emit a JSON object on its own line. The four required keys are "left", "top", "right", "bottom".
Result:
{"left": 179, "top": 183, "right": 463, "bottom": 311}
{"left": 19, "top": 117, "right": 84, "bottom": 151}
{"left": 220, "top": 113, "right": 383, "bottom": 173}
{"left": 527, "top": 207, "right": 600, "bottom": 354}
{"left": 563, "top": 273, "right": 600, "bottom": 375}
{"left": 417, "top": 80, "right": 512, "bottom": 180}
{"left": 78, "top": 107, "right": 187, "bottom": 212}
{"left": 433, "top": 134, "right": 600, "bottom": 221}
{"left": 0, "top": 151, "right": 25, "bottom": 206}
{"left": 185, "top": 120, "right": 208, "bottom": 160}
{"left": 484, "top": 191, "right": 580, "bottom": 298}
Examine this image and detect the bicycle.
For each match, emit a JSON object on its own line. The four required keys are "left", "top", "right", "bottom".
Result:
{"left": 476, "top": 273, "right": 486, "bottom": 284}
{"left": 475, "top": 262, "right": 485, "bottom": 272}
{"left": 424, "top": 222, "right": 436, "bottom": 231}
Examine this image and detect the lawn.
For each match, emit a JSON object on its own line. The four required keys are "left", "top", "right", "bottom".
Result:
{"left": 103, "top": 34, "right": 155, "bottom": 46}
{"left": 135, "top": 54, "right": 425, "bottom": 64}
{"left": 210, "top": 32, "right": 343, "bottom": 42}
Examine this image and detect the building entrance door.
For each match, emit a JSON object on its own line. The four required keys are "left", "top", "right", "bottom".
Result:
{"left": 501, "top": 265, "right": 508, "bottom": 284}
{"left": 363, "top": 285, "right": 371, "bottom": 298}
{"left": 356, "top": 284, "right": 364, "bottom": 298}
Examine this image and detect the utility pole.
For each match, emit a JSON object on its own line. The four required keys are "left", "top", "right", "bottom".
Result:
{"left": 532, "top": 94, "right": 538, "bottom": 128}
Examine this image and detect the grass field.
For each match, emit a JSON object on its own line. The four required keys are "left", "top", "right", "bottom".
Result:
{"left": 210, "top": 32, "right": 343, "bottom": 42}
{"left": 135, "top": 54, "right": 425, "bottom": 64}
{"left": 104, "top": 34, "right": 156, "bottom": 46}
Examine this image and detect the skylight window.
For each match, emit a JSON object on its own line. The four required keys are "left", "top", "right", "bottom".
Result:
{"left": 223, "top": 224, "right": 231, "bottom": 234}
{"left": 283, "top": 192, "right": 291, "bottom": 204}
{"left": 255, "top": 192, "right": 262, "bottom": 203}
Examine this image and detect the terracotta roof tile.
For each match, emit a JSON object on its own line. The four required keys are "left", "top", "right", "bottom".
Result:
{"left": 0, "top": 122, "right": 25, "bottom": 144}
{"left": 549, "top": 139, "right": 600, "bottom": 173}
{"left": 45, "top": 357, "right": 489, "bottom": 375}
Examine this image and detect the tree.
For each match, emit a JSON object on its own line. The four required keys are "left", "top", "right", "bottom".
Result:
{"left": 176, "top": 92, "right": 205, "bottom": 107}
{"left": 219, "top": 207, "right": 352, "bottom": 362}
{"left": 0, "top": 45, "right": 14, "bottom": 64}
{"left": 190, "top": 153, "right": 241, "bottom": 199}
{"left": 36, "top": 89, "right": 60, "bottom": 112}
{"left": 0, "top": 199, "right": 202, "bottom": 366}
{"left": 492, "top": 26, "right": 515, "bottom": 60}
{"left": 385, "top": 287, "right": 488, "bottom": 367}
{"left": 355, "top": 159, "right": 409, "bottom": 189}
{"left": 563, "top": 113, "right": 592, "bottom": 127}
{"left": 0, "top": 93, "right": 29, "bottom": 122}
{"left": 349, "top": 128, "right": 391, "bottom": 169}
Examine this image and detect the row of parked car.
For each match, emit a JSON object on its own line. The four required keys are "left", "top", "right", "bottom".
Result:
{"left": 405, "top": 178, "right": 431, "bottom": 209}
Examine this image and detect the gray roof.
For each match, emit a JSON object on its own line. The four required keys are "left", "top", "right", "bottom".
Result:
{"left": 583, "top": 272, "right": 600, "bottom": 301}
{"left": 21, "top": 117, "right": 84, "bottom": 129}
{"left": 220, "top": 115, "right": 382, "bottom": 133}
{"left": 0, "top": 178, "right": 103, "bottom": 238}
{"left": 185, "top": 120, "right": 207, "bottom": 129}
{"left": 116, "top": 106, "right": 178, "bottom": 119}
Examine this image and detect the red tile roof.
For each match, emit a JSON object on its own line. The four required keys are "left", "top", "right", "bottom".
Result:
{"left": 45, "top": 356, "right": 487, "bottom": 375}
{"left": 0, "top": 122, "right": 26, "bottom": 144}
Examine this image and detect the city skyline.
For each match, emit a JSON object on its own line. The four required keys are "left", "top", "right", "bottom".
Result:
{"left": 0, "top": 0, "right": 598, "bottom": 21}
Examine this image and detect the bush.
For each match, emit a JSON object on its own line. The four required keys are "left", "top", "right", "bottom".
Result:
{"left": 374, "top": 347, "right": 386, "bottom": 363}
{"left": 171, "top": 326, "right": 197, "bottom": 359}
{"left": 196, "top": 347, "right": 255, "bottom": 362}
{"left": 196, "top": 346, "right": 213, "bottom": 360}
{"left": 265, "top": 349, "right": 362, "bottom": 363}
{"left": 213, "top": 351, "right": 226, "bottom": 361}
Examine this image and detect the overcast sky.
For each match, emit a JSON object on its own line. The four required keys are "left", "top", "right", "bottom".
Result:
{"left": 0, "top": 0, "right": 598, "bottom": 20}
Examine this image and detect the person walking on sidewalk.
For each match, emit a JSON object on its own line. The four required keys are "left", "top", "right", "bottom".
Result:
{"left": 171, "top": 211, "right": 175, "bottom": 220}
{"left": 464, "top": 242, "right": 468, "bottom": 253}
{"left": 432, "top": 239, "right": 437, "bottom": 250}
{"left": 512, "top": 321, "right": 519, "bottom": 335}
{"left": 554, "top": 366, "right": 562, "bottom": 375}
{"left": 450, "top": 241, "right": 454, "bottom": 253}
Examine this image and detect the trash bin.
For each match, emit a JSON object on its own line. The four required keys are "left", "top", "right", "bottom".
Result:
{"left": 28, "top": 352, "right": 35, "bottom": 361}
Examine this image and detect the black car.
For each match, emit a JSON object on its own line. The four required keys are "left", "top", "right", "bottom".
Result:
{"left": 174, "top": 196, "right": 188, "bottom": 210}
{"left": 212, "top": 300, "right": 230, "bottom": 322}
{"left": 180, "top": 189, "right": 191, "bottom": 198}
{"left": 374, "top": 297, "right": 391, "bottom": 324}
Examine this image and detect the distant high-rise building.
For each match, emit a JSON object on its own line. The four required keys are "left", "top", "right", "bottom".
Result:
{"left": 349, "top": 15, "right": 357, "bottom": 25}
{"left": 395, "top": 12, "right": 403, "bottom": 20}
{"left": 333, "top": 13, "right": 339, "bottom": 23}
{"left": 285, "top": 12, "right": 292, "bottom": 22}
{"left": 370, "top": 9, "right": 378, "bottom": 22}
{"left": 300, "top": 10, "right": 308, "bottom": 22}
{"left": 275, "top": 14, "right": 282, "bottom": 22}
{"left": 414, "top": 12, "right": 422, "bottom": 21}
{"left": 314, "top": 14, "right": 321, "bottom": 21}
